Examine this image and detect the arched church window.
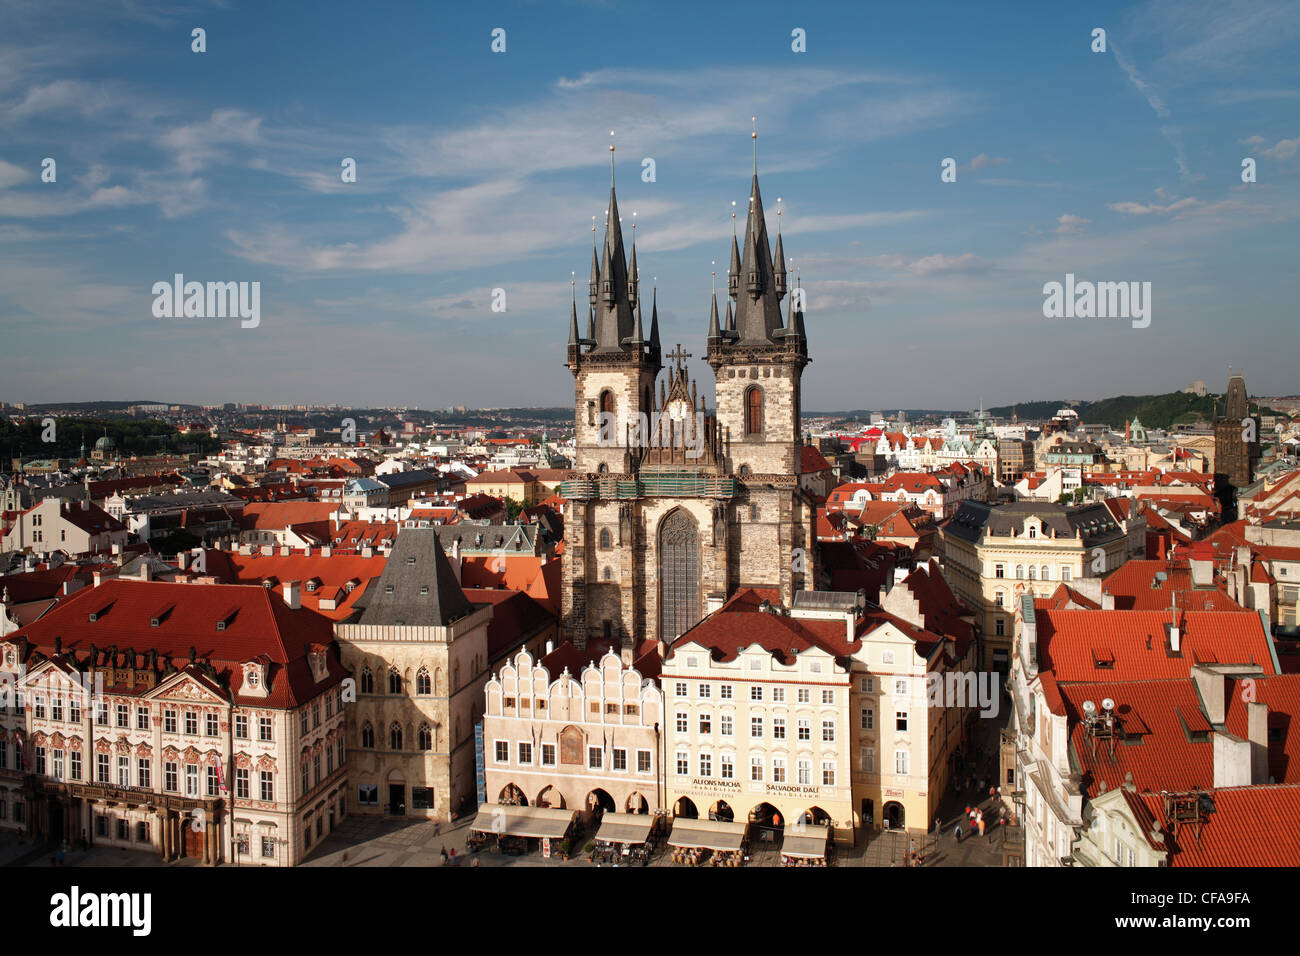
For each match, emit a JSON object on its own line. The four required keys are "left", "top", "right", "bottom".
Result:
{"left": 416, "top": 668, "right": 431, "bottom": 695}
{"left": 418, "top": 724, "right": 432, "bottom": 750}
{"left": 599, "top": 528, "right": 612, "bottom": 550}
{"left": 388, "top": 668, "right": 402, "bottom": 694}
{"left": 360, "top": 722, "right": 374, "bottom": 748}
{"left": 659, "top": 509, "right": 700, "bottom": 643}
{"left": 745, "top": 387, "right": 763, "bottom": 436}
{"left": 739, "top": 464, "right": 752, "bottom": 478}
{"left": 359, "top": 667, "right": 373, "bottom": 694}
{"left": 389, "top": 723, "right": 403, "bottom": 750}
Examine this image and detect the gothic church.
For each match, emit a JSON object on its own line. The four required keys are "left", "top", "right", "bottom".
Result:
{"left": 560, "top": 138, "right": 819, "bottom": 649}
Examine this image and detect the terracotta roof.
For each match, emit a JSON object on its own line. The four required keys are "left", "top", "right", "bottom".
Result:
{"left": 882, "top": 472, "right": 944, "bottom": 494}
{"left": 1058, "top": 679, "right": 1214, "bottom": 797}
{"left": 5, "top": 578, "right": 343, "bottom": 707}
{"left": 1223, "top": 674, "right": 1300, "bottom": 783}
{"left": 1101, "top": 560, "right": 1241, "bottom": 611}
{"left": 1036, "top": 609, "right": 1276, "bottom": 682}
{"left": 467, "top": 588, "right": 558, "bottom": 660}
{"left": 671, "top": 587, "right": 859, "bottom": 665}
{"left": 1134, "top": 785, "right": 1300, "bottom": 866}
{"left": 218, "top": 550, "right": 385, "bottom": 620}
{"left": 800, "top": 445, "right": 832, "bottom": 474}
{"left": 240, "top": 501, "right": 340, "bottom": 531}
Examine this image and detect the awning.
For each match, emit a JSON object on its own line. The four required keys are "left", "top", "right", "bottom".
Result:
{"left": 470, "top": 803, "right": 577, "bottom": 840}
{"left": 594, "top": 812, "right": 655, "bottom": 846}
{"left": 782, "top": 824, "right": 831, "bottom": 859}
{"left": 666, "top": 816, "right": 748, "bottom": 851}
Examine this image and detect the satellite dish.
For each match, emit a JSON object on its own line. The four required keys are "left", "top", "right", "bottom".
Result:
{"left": 1082, "top": 700, "right": 1096, "bottom": 715}
{"left": 1102, "top": 697, "right": 1116, "bottom": 711}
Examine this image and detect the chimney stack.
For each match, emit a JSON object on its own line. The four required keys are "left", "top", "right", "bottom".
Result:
{"left": 282, "top": 580, "right": 301, "bottom": 610}
{"left": 1247, "top": 702, "right": 1270, "bottom": 784}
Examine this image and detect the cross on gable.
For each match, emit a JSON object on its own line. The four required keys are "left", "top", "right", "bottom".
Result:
{"left": 667, "top": 345, "right": 692, "bottom": 368}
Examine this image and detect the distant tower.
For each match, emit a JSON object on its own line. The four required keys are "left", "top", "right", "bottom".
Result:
{"left": 1214, "top": 367, "right": 1261, "bottom": 513}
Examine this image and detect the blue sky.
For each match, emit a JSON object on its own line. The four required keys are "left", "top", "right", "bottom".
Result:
{"left": 1, "top": 0, "right": 1297, "bottom": 411}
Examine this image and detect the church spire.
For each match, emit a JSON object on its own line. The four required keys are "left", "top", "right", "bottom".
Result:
{"left": 728, "top": 202, "right": 741, "bottom": 299}
{"left": 773, "top": 197, "right": 787, "bottom": 300}
{"left": 568, "top": 276, "right": 579, "bottom": 346}
{"left": 649, "top": 281, "right": 661, "bottom": 357}
{"left": 590, "top": 132, "right": 636, "bottom": 353}
{"left": 588, "top": 217, "right": 600, "bottom": 306}
{"left": 708, "top": 265, "right": 721, "bottom": 342}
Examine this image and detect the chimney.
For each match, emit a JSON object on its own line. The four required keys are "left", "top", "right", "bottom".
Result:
{"left": 1213, "top": 731, "right": 1252, "bottom": 788}
{"left": 320, "top": 546, "right": 331, "bottom": 558}
{"left": 621, "top": 643, "right": 635, "bottom": 667}
{"left": 81, "top": 500, "right": 89, "bottom": 510}
{"left": 280, "top": 546, "right": 290, "bottom": 557}
{"left": 544, "top": 640, "right": 554, "bottom": 655}
{"left": 1191, "top": 665, "right": 1226, "bottom": 724}
{"left": 139, "top": 562, "right": 151, "bottom": 581}
{"left": 1247, "top": 701, "right": 1270, "bottom": 784}
{"left": 93, "top": 571, "right": 102, "bottom": 587}
{"left": 178, "top": 551, "right": 189, "bottom": 571}
{"left": 282, "top": 580, "right": 301, "bottom": 610}
{"left": 1101, "top": 592, "right": 1115, "bottom": 610}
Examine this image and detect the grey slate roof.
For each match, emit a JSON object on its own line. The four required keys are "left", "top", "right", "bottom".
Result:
{"left": 352, "top": 528, "right": 474, "bottom": 627}
{"left": 944, "top": 500, "right": 1126, "bottom": 545}
{"left": 376, "top": 469, "right": 438, "bottom": 490}
{"left": 431, "top": 523, "right": 538, "bottom": 555}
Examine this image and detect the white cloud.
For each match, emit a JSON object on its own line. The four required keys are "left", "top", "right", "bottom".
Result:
{"left": 1261, "top": 136, "right": 1300, "bottom": 160}
{"left": 965, "top": 154, "right": 1010, "bottom": 172}
{"left": 0, "top": 158, "right": 31, "bottom": 188}
{"left": 1056, "top": 213, "right": 1091, "bottom": 234}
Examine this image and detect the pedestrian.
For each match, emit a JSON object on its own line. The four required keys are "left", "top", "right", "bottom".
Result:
{"left": 954, "top": 823, "right": 963, "bottom": 843}
{"left": 448, "top": 847, "right": 456, "bottom": 866}
{"left": 933, "top": 816, "right": 941, "bottom": 834}
{"left": 989, "top": 786, "right": 997, "bottom": 802}
{"left": 471, "top": 858, "right": 480, "bottom": 867}
{"left": 909, "top": 839, "right": 917, "bottom": 860}
{"left": 440, "top": 846, "right": 448, "bottom": 865}
{"left": 977, "top": 811, "right": 986, "bottom": 839}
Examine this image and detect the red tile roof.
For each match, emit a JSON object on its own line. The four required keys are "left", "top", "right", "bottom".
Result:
{"left": 217, "top": 550, "right": 385, "bottom": 620}
{"left": 1036, "top": 609, "right": 1276, "bottom": 681}
{"left": 6, "top": 579, "right": 343, "bottom": 707}
{"left": 468, "top": 588, "right": 558, "bottom": 660}
{"left": 1058, "top": 679, "right": 1214, "bottom": 797}
{"left": 1134, "top": 785, "right": 1300, "bottom": 866}
{"left": 1101, "top": 560, "right": 1241, "bottom": 611}
{"left": 1223, "top": 674, "right": 1300, "bottom": 784}
{"left": 800, "top": 445, "right": 832, "bottom": 474}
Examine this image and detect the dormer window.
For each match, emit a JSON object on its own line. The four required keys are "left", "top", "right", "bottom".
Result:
{"left": 246, "top": 670, "right": 259, "bottom": 688}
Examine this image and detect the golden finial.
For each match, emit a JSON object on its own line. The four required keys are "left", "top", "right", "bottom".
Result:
{"left": 752, "top": 116, "right": 757, "bottom": 173}
{"left": 609, "top": 130, "right": 615, "bottom": 184}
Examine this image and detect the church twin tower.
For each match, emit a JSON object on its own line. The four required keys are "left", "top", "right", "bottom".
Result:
{"left": 560, "top": 136, "right": 818, "bottom": 649}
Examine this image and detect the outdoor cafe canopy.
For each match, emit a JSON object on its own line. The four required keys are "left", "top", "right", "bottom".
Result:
{"left": 666, "top": 816, "right": 748, "bottom": 852}
{"left": 469, "top": 804, "right": 577, "bottom": 840}
{"left": 781, "top": 823, "right": 832, "bottom": 859}
{"left": 593, "top": 812, "right": 655, "bottom": 846}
